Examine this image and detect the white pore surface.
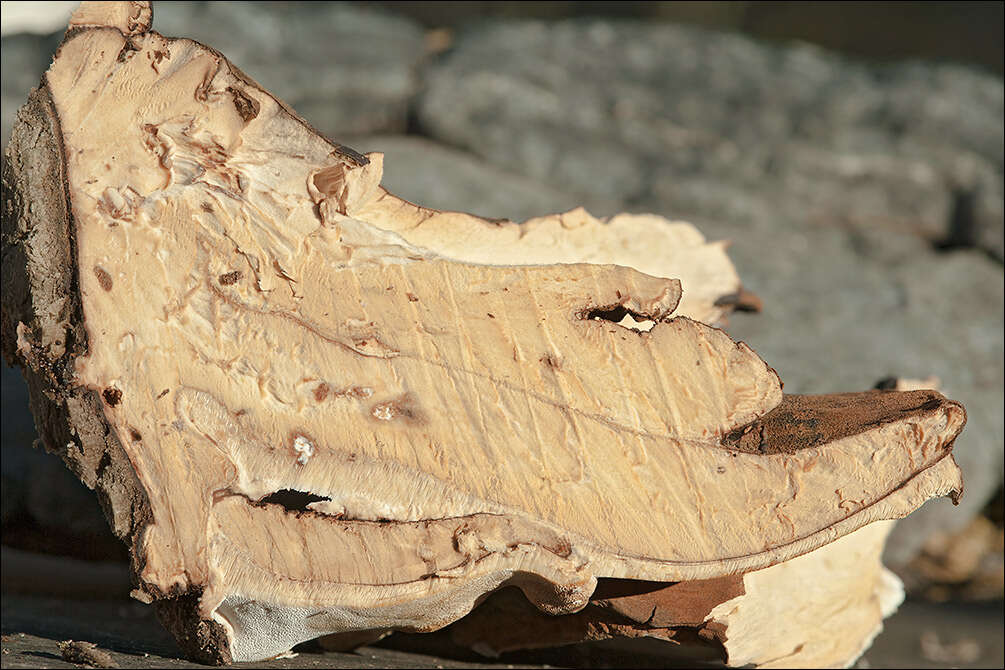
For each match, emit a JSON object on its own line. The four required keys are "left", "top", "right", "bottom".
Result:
{"left": 215, "top": 571, "right": 515, "bottom": 661}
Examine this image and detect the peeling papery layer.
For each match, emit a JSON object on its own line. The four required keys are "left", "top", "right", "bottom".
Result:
{"left": 707, "top": 521, "right": 905, "bottom": 669}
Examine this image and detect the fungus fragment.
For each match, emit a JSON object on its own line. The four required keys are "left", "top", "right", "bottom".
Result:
{"left": 1, "top": 2, "right": 966, "bottom": 667}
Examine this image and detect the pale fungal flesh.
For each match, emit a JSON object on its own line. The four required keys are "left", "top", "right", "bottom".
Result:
{"left": 1, "top": 2, "right": 967, "bottom": 665}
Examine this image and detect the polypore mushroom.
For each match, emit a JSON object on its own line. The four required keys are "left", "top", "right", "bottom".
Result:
{"left": 1, "top": 2, "right": 965, "bottom": 666}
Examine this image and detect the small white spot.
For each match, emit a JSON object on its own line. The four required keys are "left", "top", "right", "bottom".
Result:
{"left": 293, "top": 435, "right": 314, "bottom": 465}
{"left": 372, "top": 403, "right": 395, "bottom": 421}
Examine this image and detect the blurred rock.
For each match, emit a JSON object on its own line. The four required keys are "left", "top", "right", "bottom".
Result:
{"left": 366, "top": 2, "right": 1005, "bottom": 78}
{"left": 905, "top": 512, "right": 1004, "bottom": 602}
{"left": 417, "top": 20, "right": 1004, "bottom": 260}
{"left": 0, "top": 32, "right": 61, "bottom": 147}
{"left": 920, "top": 629, "right": 983, "bottom": 665}
{"left": 644, "top": 178, "right": 1002, "bottom": 569}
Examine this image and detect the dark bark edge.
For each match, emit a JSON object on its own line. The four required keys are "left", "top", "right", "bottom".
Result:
{"left": 1, "top": 84, "right": 231, "bottom": 665}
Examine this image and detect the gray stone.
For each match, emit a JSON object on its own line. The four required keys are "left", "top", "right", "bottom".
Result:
{"left": 417, "top": 19, "right": 1004, "bottom": 260}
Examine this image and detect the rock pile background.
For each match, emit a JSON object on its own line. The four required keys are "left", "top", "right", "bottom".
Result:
{"left": 2, "top": 1, "right": 1002, "bottom": 594}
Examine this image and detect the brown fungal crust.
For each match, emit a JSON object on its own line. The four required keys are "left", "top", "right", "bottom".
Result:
{"left": 217, "top": 270, "right": 241, "bottom": 285}
{"left": 721, "top": 390, "right": 964, "bottom": 455}
{"left": 93, "top": 265, "right": 114, "bottom": 291}
{"left": 370, "top": 392, "right": 426, "bottom": 424}
{"left": 313, "top": 382, "right": 330, "bottom": 402}
{"left": 102, "top": 387, "right": 123, "bottom": 406}
{"left": 226, "top": 86, "right": 259, "bottom": 122}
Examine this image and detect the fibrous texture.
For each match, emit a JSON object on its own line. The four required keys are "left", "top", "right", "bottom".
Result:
{"left": 0, "top": 2, "right": 966, "bottom": 666}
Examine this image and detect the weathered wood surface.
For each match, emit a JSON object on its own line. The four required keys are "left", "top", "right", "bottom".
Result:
{"left": 0, "top": 1, "right": 967, "bottom": 665}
